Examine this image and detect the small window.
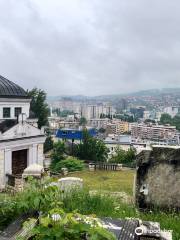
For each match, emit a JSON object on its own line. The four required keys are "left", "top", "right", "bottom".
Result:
{"left": 15, "top": 107, "right": 22, "bottom": 117}
{"left": 3, "top": 108, "right": 11, "bottom": 118}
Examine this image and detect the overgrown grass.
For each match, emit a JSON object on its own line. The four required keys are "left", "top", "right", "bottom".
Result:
{"left": 68, "top": 169, "right": 135, "bottom": 195}
{"left": 0, "top": 172, "right": 180, "bottom": 239}
{"left": 62, "top": 188, "right": 180, "bottom": 240}
{"left": 67, "top": 170, "right": 180, "bottom": 239}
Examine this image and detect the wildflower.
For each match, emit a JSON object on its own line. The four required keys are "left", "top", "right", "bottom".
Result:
{"left": 51, "top": 213, "right": 61, "bottom": 222}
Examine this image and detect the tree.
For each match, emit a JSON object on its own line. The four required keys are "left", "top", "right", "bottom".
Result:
{"left": 44, "top": 128, "right": 54, "bottom": 153}
{"left": 144, "top": 119, "right": 155, "bottom": 124}
{"left": 79, "top": 117, "right": 87, "bottom": 126}
{"left": 50, "top": 141, "right": 66, "bottom": 171}
{"left": 160, "top": 113, "right": 172, "bottom": 125}
{"left": 99, "top": 128, "right": 106, "bottom": 133}
{"left": 172, "top": 115, "right": 180, "bottom": 131}
{"left": 75, "top": 130, "right": 108, "bottom": 162}
{"left": 110, "top": 147, "right": 136, "bottom": 167}
{"left": 28, "top": 88, "right": 49, "bottom": 129}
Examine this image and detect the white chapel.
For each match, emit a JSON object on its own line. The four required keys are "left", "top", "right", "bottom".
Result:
{"left": 0, "top": 75, "right": 46, "bottom": 189}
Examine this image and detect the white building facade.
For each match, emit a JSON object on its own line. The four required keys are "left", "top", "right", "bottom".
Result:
{"left": 0, "top": 75, "right": 46, "bottom": 189}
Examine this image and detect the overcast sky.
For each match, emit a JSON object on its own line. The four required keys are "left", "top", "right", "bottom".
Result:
{"left": 0, "top": 0, "right": 180, "bottom": 96}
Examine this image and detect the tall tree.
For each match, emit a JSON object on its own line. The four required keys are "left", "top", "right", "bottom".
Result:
{"left": 28, "top": 88, "right": 49, "bottom": 129}
{"left": 43, "top": 128, "right": 54, "bottom": 153}
{"left": 75, "top": 130, "right": 108, "bottom": 162}
{"left": 79, "top": 117, "right": 87, "bottom": 126}
{"left": 160, "top": 113, "right": 172, "bottom": 125}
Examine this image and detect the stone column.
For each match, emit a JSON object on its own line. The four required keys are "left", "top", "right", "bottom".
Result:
{"left": 37, "top": 144, "right": 44, "bottom": 166}
{"left": 4, "top": 148, "right": 12, "bottom": 174}
{"left": 28, "top": 144, "right": 38, "bottom": 165}
{"left": 0, "top": 150, "right": 5, "bottom": 189}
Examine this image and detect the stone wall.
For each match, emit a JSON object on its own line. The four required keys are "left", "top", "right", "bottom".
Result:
{"left": 136, "top": 146, "right": 180, "bottom": 210}
{"left": 0, "top": 150, "right": 5, "bottom": 189}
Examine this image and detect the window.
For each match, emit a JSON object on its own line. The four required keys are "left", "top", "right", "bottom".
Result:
{"left": 15, "top": 107, "right": 22, "bottom": 117}
{"left": 3, "top": 108, "right": 11, "bottom": 118}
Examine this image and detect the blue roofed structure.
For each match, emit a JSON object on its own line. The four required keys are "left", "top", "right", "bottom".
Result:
{"left": 56, "top": 128, "right": 97, "bottom": 140}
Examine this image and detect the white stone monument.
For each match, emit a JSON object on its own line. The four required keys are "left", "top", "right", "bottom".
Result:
{"left": 58, "top": 177, "right": 83, "bottom": 192}
{"left": 22, "top": 163, "right": 44, "bottom": 178}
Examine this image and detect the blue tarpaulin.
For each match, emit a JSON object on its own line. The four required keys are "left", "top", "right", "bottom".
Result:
{"left": 56, "top": 128, "right": 97, "bottom": 140}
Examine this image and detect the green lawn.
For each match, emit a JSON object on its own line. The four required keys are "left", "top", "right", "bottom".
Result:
{"left": 68, "top": 169, "right": 135, "bottom": 195}
{"left": 68, "top": 169, "right": 180, "bottom": 239}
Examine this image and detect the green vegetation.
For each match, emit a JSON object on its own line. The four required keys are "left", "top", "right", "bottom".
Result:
{"left": 0, "top": 172, "right": 180, "bottom": 239}
{"left": 109, "top": 147, "right": 136, "bottom": 167}
{"left": 50, "top": 141, "right": 85, "bottom": 172}
{"left": 52, "top": 157, "right": 85, "bottom": 172}
{"left": 144, "top": 119, "right": 156, "bottom": 123}
{"left": 52, "top": 109, "right": 74, "bottom": 117}
{"left": 28, "top": 88, "right": 49, "bottom": 128}
{"left": 68, "top": 170, "right": 135, "bottom": 195}
{"left": 19, "top": 208, "right": 115, "bottom": 240}
{"left": 115, "top": 114, "right": 136, "bottom": 122}
{"left": 75, "top": 130, "right": 108, "bottom": 162}
{"left": 79, "top": 117, "right": 87, "bottom": 126}
{"left": 43, "top": 128, "right": 54, "bottom": 153}
{"left": 160, "top": 113, "right": 180, "bottom": 130}
{"left": 50, "top": 141, "right": 66, "bottom": 171}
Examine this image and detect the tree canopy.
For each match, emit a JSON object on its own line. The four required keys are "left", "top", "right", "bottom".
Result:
{"left": 79, "top": 117, "right": 87, "bottom": 126}
{"left": 28, "top": 88, "right": 49, "bottom": 129}
{"left": 110, "top": 147, "right": 136, "bottom": 167}
{"left": 160, "top": 113, "right": 180, "bottom": 130}
{"left": 75, "top": 130, "right": 108, "bottom": 162}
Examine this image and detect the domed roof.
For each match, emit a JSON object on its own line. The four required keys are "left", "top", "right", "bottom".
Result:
{"left": 0, "top": 75, "right": 28, "bottom": 98}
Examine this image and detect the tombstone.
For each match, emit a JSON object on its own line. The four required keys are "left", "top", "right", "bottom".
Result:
{"left": 89, "top": 163, "right": 95, "bottom": 171}
{"left": 61, "top": 168, "right": 68, "bottom": 176}
{"left": 44, "top": 151, "right": 52, "bottom": 169}
{"left": 116, "top": 164, "right": 123, "bottom": 171}
{"left": 136, "top": 146, "right": 180, "bottom": 210}
{"left": 58, "top": 177, "right": 83, "bottom": 192}
{"left": 22, "top": 163, "right": 44, "bottom": 179}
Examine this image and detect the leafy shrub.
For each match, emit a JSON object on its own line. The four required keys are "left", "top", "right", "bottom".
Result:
{"left": 109, "top": 147, "right": 136, "bottom": 167}
{"left": 53, "top": 157, "right": 84, "bottom": 172}
{"left": 20, "top": 208, "right": 116, "bottom": 240}
{"left": 50, "top": 141, "right": 66, "bottom": 171}
{"left": 0, "top": 195, "right": 18, "bottom": 230}
{"left": 0, "top": 177, "right": 61, "bottom": 230}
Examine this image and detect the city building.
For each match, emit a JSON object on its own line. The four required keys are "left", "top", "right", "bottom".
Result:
{"left": 81, "top": 104, "right": 115, "bottom": 120}
{"left": 104, "top": 135, "right": 132, "bottom": 157}
{"left": 106, "top": 120, "right": 129, "bottom": 135}
{"left": 131, "top": 123, "right": 179, "bottom": 144}
{"left": 143, "top": 111, "right": 150, "bottom": 120}
{"left": 106, "top": 123, "right": 118, "bottom": 135}
{"left": 0, "top": 75, "right": 46, "bottom": 189}
{"left": 88, "top": 118, "right": 110, "bottom": 129}
{"left": 130, "top": 106, "right": 146, "bottom": 119}
{"left": 163, "top": 106, "right": 178, "bottom": 118}
{"left": 48, "top": 116, "right": 79, "bottom": 130}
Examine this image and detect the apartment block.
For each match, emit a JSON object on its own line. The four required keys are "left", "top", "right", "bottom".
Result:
{"left": 131, "top": 123, "right": 179, "bottom": 143}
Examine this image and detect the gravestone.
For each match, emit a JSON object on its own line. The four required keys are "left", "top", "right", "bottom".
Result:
{"left": 58, "top": 177, "right": 83, "bottom": 192}
{"left": 22, "top": 163, "right": 44, "bottom": 179}
{"left": 136, "top": 146, "right": 180, "bottom": 210}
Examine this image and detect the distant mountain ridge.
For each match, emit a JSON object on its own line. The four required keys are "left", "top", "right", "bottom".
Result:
{"left": 47, "top": 88, "right": 180, "bottom": 102}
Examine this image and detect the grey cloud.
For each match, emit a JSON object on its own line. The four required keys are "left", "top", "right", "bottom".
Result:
{"left": 0, "top": 0, "right": 180, "bottom": 96}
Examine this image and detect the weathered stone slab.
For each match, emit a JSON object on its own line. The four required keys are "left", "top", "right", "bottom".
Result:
{"left": 136, "top": 146, "right": 180, "bottom": 210}
{"left": 58, "top": 177, "right": 83, "bottom": 192}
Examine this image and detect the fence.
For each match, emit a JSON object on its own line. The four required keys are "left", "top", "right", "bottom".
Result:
{"left": 89, "top": 162, "right": 122, "bottom": 171}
